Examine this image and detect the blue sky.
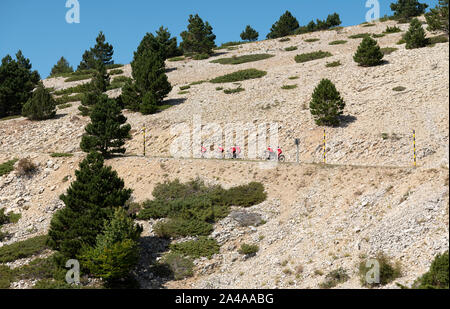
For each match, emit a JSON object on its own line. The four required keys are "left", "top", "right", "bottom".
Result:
{"left": 0, "top": 0, "right": 438, "bottom": 77}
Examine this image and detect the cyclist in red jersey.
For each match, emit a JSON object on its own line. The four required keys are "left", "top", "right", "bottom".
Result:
{"left": 232, "top": 146, "right": 237, "bottom": 159}
{"left": 277, "top": 146, "right": 282, "bottom": 157}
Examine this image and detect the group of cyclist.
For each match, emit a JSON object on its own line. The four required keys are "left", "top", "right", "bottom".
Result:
{"left": 201, "top": 144, "right": 284, "bottom": 161}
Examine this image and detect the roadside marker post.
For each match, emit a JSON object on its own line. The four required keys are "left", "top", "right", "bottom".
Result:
{"left": 143, "top": 126, "right": 146, "bottom": 157}
{"left": 323, "top": 130, "right": 326, "bottom": 164}
{"left": 413, "top": 129, "right": 416, "bottom": 168}
{"left": 295, "top": 138, "right": 300, "bottom": 164}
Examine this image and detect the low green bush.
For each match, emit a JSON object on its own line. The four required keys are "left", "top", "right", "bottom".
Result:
{"left": 428, "top": 34, "right": 449, "bottom": 46}
{"left": 0, "top": 235, "right": 49, "bottom": 263}
{"left": 55, "top": 93, "right": 85, "bottom": 105}
{"left": 381, "top": 47, "right": 398, "bottom": 55}
{"left": 154, "top": 218, "right": 214, "bottom": 238}
{"left": 0, "top": 159, "right": 18, "bottom": 177}
{"left": 295, "top": 51, "right": 332, "bottom": 63}
{"left": 288, "top": 76, "right": 299, "bottom": 80}
{"left": 57, "top": 103, "right": 72, "bottom": 110}
{"left": 284, "top": 46, "right": 298, "bottom": 51}
{"left": 50, "top": 153, "right": 74, "bottom": 158}
{"left": 384, "top": 26, "right": 402, "bottom": 33}
{"left": 238, "top": 243, "right": 259, "bottom": 255}
{"left": 0, "top": 265, "right": 15, "bottom": 289}
{"left": 168, "top": 56, "right": 185, "bottom": 62}
{"left": 170, "top": 237, "right": 220, "bottom": 259}
{"left": 210, "top": 54, "right": 274, "bottom": 65}
{"left": 348, "top": 33, "right": 371, "bottom": 39}
{"left": 281, "top": 84, "right": 297, "bottom": 90}
{"left": 319, "top": 268, "right": 350, "bottom": 289}
{"left": 278, "top": 37, "right": 291, "bottom": 42}
{"left": 224, "top": 87, "right": 245, "bottom": 94}
{"left": 109, "top": 69, "right": 124, "bottom": 75}
{"left": 192, "top": 53, "right": 210, "bottom": 60}
{"left": 372, "top": 33, "right": 386, "bottom": 38}
{"left": 106, "top": 64, "right": 124, "bottom": 70}
{"left": 210, "top": 69, "right": 267, "bottom": 83}
{"left": 179, "top": 85, "right": 191, "bottom": 90}
{"left": 190, "top": 80, "right": 208, "bottom": 86}
{"left": 304, "top": 38, "right": 320, "bottom": 43}
{"left": 362, "top": 23, "right": 376, "bottom": 27}
{"left": 64, "top": 74, "right": 93, "bottom": 82}
{"left": 329, "top": 40, "right": 347, "bottom": 45}
{"left": 392, "top": 86, "right": 406, "bottom": 91}
{"left": 53, "top": 83, "right": 92, "bottom": 96}
{"left": 326, "top": 60, "right": 342, "bottom": 68}
{"left": 216, "top": 41, "right": 245, "bottom": 50}
{"left": 413, "top": 251, "right": 448, "bottom": 289}
{"left": 359, "top": 252, "right": 402, "bottom": 287}
{"left": 223, "top": 182, "right": 267, "bottom": 207}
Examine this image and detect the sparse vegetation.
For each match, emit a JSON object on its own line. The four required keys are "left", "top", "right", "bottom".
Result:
{"left": 348, "top": 33, "right": 371, "bottom": 39}
{"left": 359, "top": 252, "right": 402, "bottom": 287}
{"left": 210, "top": 69, "right": 267, "bottom": 83}
{"left": 281, "top": 84, "right": 297, "bottom": 90}
{"left": 284, "top": 46, "right": 298, "bottom": 51}
{"left": 304, "top": 38, "right": 320, "bottom": 42}
{"left": 319, "top": 268, "right": 350, "bottom": 289}
{"left": 325, "top": 60, "right": 342, "bottom": 67}
{"left": 329, "top": 40, "right": 347, "bottom": 45}
{"left": 295, "top": 51, "right": 332, "bottom": 63}
{"left": 413, "top": 251, "right": 449, "bottom": 289}
{"left": 0, "top": 235, "right": 49, "bottom": 263}
{"left": 238, "top": 243, "right": 259, "bottom": 256}
{"left": 384, "top": 26, "right": 402, "bottom": 33}
{"left": 170, "top": 237, "right": 220, "bottom": 259}
{"left": 0, "top": 159, "right": 18, "bottom": 177}
{"left": 393, "top": 86, "right": 407, "bottom": 91}
{"left": 210, "top": 54, "right": 274, "bottom": 65}
{"left": 224, "top": 87, "right": 245, "bottom": 94}
{"left": 16, "top": 158, "right": 37, "bottom": 176}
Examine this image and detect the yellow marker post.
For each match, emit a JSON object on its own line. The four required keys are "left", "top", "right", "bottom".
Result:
{"left": 143, "top": 126, "right": 146, "bottom": 157}
{"left": 323, "top": 129, "right": 326, "bottom": 164}
{"left": 413, "top": 129, "right": 416, "bottom": 168}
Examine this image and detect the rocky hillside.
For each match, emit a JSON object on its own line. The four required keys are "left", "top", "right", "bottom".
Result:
{"left": 0, "top": 17, "right": 448, "bottom": 289}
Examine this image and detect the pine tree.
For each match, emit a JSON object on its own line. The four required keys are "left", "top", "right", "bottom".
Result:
{"left": 404, "top": 18, "right": 428, "bottom": 49}
{"left": 22, "top": 82, "right": 56, "bottom": 120}
{"left": 0, "top": 51, "right": 40, "bottom": 118}
{"left": 309, "top": 79, "right": 346, "bottom": 127}
{"left": 180, "top": 14, "right": 216, "bottom": 55}
{"left": 240, "top": 25, "right": 259, "bottom": 41}
{"left": 425, "top": 0, "right": 449, "bottom": 34}
{"left": 267, "top": 11, "right": 300, "bottom": 39}
{"left": 122, "top": 47, "right": 172, "bottom": 114}
{"left": 92, "top": 31, "right": 114, "bottom": 66}
{"left": 49, "top": 57, "right": 73, "bottom": 77}
{"left": 326, "top": 13, "right": 342, "bottom": 28}
{"left": 80, "top": 96, "right": 131, "bottom": 157}
{"left": 48, "top": 152, "right": 132, "bottom": 259}
{"left": 77, "top": 31, "right": 114, "bottom": 70}
{"left": 155, "top": 26, "right": 182, "bottom": 59}
{"left": 79, "top": 208, "right": 142, "bottom": 283}
{"left": 78, "top": 62, "right": 110, "bottom": 116}
{"left": 390, "top": 0, "right": 429, "bottom": 19}
{"left": 121, "top": 81, "right": 141, "bottom": 112}
{"left": 77, "top": 50, "right": 96, "bottom": 71}
{"left": 353, "top": 36, "right": 384, "bottom": 66}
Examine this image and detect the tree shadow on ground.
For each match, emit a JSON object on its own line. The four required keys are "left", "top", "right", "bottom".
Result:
{"left": 164, "top": 98, "right": 187, "bottom": 107}
{"left": 135, "top": 235, "right": 172, "bottom": 289}
{"left": 165, "top": 67, "right": 177, "bottom": 73}
{"left": 337, "top": 115, "right": 357, "bottom": 128}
